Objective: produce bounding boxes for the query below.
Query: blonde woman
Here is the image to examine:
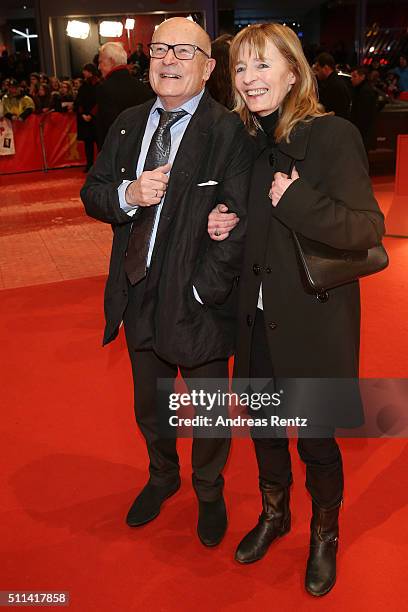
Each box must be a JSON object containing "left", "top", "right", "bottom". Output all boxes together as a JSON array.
[{"left": 208, "top": 23, "right": 384, "bottom": 596}]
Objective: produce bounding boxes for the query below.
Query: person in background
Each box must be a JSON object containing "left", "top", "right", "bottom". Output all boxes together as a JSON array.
[
  {"left": 18, "top": 79, "right": 29, "bottom": 96},
  {"left": 392, "top": 54, "right": 408, "bottom": 93},
  {"left": 383, "top": 70, "right": 400, "bottom": 99},
  {"left": 369, "top": 69, "right": 384, "bottom": 92},
  {"left": 314, "top": 52, "right": 351, "bottom": 119},
  {"left": 1, "top": 77, "right": 10, "bottom": 97},
  {"left": 72, "top": 77, "right": 83, "bottom": 97},
  {"left": 49, "top": 77, "right": 62, "bottom": 109},
  {"left": 2, "top": 78, "right": 35, "bottom": 120},
  {"left": 74, "top": 63, "right": 100, "bottom": 172},
  {"left": 56, "top": 80, "right": 75, "bottom": 111},
  {"left": 28, "top": 79, "right": 39, "bottom": 100},
  {"left": 350, "top": 66, "right": 379, "bottom": 152},
  {"left": 49, "top": 76, "right": 60, "bottom": 94},
  {"left": 29, "top": 72, "right": 40, "bottom": 88},
  {"left": 207, "top": 22, "right": 384, "bottom": 596},
  {"left": 33, "top": 83, "right": 54, "bottom": 113},
  {"left": 207, "top": 33, "right": 234, "bottom": 109},
  {"left": 96, "top": 42, "right": 153, "bottom": 149},
  {"left": 128, "top": 42, "right": 149, "bottom": 75}
]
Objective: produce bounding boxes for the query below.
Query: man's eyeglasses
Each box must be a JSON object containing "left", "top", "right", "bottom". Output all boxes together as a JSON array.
[{"left": 148, "top": 43, "right": 210, "bottom": 61}]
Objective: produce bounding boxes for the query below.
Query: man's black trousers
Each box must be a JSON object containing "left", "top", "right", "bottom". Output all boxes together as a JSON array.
[{"left": 124, "top": 281, "right": 230, "bottom": 502}]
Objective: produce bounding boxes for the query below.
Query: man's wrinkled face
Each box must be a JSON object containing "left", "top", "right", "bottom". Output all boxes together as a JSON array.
[
  {"left": 148, "top": 19, "right": 215, "bottom": 110},
  {"left": 98, "top": 52, "right": 115, "bottom": 78}
]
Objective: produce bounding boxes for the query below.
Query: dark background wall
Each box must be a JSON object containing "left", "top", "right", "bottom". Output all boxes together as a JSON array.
[{"left": 1, "top": 0, "right": 407, "bottom": 76}]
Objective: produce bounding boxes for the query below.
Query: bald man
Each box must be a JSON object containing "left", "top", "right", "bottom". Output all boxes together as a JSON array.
[{"left": 82, "top": 18, "right": 253, "bottom": 546}]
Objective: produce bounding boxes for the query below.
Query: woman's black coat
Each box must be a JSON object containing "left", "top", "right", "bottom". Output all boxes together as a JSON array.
[
  {"left": 75, "top": 77, "right": 98, "bottom": 141},
  {"left": 233, "top": 115, "right": 385, "bottom": 427}
]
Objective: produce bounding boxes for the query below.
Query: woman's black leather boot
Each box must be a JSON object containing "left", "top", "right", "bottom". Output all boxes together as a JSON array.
[
  {"left": 235, "top": 480, "right": 291, "bottom": 564},
  {"left": 305, "top": 500, "right": 341, "bottom": 596}
]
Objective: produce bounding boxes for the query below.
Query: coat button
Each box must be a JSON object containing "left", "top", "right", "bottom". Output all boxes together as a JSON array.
[
  {"left": 265, "top": 266, "right": 272, "bottom": 273},
  {"left": 121, "top": 129, "right": 126, "bottom": 134},
  {"left": 269, "top": 153, "right": 275, "bottom": 166},
  {"left": 247, "top": 315, "right": 253, "bottom": 327},
  {"left": 268, "top": 322, "right": 278, "bottom": 330},
  {"left": 121, "top": 167, "right": 125, "bottom": 173},
  {"left": 253, "top": 264, "right": 261, "bottom": 275}
]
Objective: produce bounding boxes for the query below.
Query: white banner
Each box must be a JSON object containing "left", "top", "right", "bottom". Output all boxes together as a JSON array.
[{"left": 0, "top": 117, "right": 15, "bottom": 156}]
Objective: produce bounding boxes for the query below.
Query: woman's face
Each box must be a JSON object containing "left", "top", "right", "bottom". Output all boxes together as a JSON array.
[{"left": 234, "top": 41, "right": 296, "bottom": 116}]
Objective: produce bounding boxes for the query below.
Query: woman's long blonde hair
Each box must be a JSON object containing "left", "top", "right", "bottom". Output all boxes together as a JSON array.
[{"left": 229, "top": 23, "right": 326, "bottom": 142}]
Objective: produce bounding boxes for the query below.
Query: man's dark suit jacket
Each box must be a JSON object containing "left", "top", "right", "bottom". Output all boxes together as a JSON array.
[
  {"left": 350, "top": 80, "right": 378, "bottom": 151},
  {"left": 81, "top": 90, "right": 254, "bottom": 367},
  {"left": 95, "top": 67, "right": 153, "bottom": 149},
  {"left": 318, "top": 71, "right": 352, "bottom": 120}
]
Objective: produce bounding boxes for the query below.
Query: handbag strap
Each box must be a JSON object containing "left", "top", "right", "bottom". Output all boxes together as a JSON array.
[{"left": 286, "top": 157, "right": 330, "bottom": 302}]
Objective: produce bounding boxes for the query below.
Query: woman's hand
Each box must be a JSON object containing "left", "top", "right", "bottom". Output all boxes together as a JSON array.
[
  {"left": 268, "top": 166, "right": 299, "bottom": 207},
  {"left": 208, "top": 203, "right": 240, "bottom": 241}
]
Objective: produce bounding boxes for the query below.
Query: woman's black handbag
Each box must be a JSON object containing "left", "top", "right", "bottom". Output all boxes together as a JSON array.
[{"left": 292, "top": 231, "right": 389, "bottom": 302}]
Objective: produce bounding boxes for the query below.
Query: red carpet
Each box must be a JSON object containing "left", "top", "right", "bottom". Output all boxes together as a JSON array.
[{"left": 1, "top": 241, "right": 407, "bottom": 610}]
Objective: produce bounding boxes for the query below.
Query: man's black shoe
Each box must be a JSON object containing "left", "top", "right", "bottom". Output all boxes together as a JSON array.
[
  {"left": 126, "top": 479, "right": 181, "bottom": 527},
  {"left": 197, "top": 496, "right": 227, "bottom": 546}
]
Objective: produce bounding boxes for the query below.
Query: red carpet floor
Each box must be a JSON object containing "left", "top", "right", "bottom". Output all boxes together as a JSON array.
[{"left": 1, "top": 171, "right": 407, "bottom": 611}]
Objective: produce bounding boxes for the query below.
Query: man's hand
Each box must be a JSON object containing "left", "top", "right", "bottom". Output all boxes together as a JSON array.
[
  {"left": 207, "top": 203, "right": 240, "bottom": 241},
  {"left": 125, "top": 162, "right": 171, "bottom": 207},
  {"left": 268, "top": 166, "right": 299, "bottom": 207}
]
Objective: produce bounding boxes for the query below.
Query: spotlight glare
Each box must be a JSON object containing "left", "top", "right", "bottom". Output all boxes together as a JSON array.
[
  {"left": 66, "top": 20, "right": 90, "bottom": 40},
  {"left": 99, "top": 20, "right": 123, "bottom": 38}
]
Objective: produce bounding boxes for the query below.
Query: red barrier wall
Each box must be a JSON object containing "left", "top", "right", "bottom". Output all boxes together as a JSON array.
[
  {"left": 0, "top": 113, "right": 86, "bottom": 175},
  {"left": 0, "top": 115, "right": 43, "bottom": 174},
  {"left": 43, "top": 112, "right": 86, "bottom": 170}
]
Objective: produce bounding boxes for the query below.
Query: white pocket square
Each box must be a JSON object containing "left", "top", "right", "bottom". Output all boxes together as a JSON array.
[{"left": 197, "top": 180, "right": 218, "bottom": 186}]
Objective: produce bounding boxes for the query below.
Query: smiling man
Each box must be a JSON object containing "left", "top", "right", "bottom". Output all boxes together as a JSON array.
[{"left": 81, "top": 17, "right": 253, "bottom": 546}]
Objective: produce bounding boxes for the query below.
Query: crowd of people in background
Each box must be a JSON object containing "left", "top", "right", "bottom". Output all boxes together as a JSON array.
[
  {"left": 0, "top": 42, "right": 154, "bottom": 170},
  {"left": 0, "top": 37, "right": 407, "bottom": 168},
  {"left": 0, "top": 41, "right": 153, "bottom": 123}
]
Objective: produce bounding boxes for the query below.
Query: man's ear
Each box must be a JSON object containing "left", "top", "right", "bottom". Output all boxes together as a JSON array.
[{"left": 203, "top": 58, "right": 216, "bottom": 82}]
